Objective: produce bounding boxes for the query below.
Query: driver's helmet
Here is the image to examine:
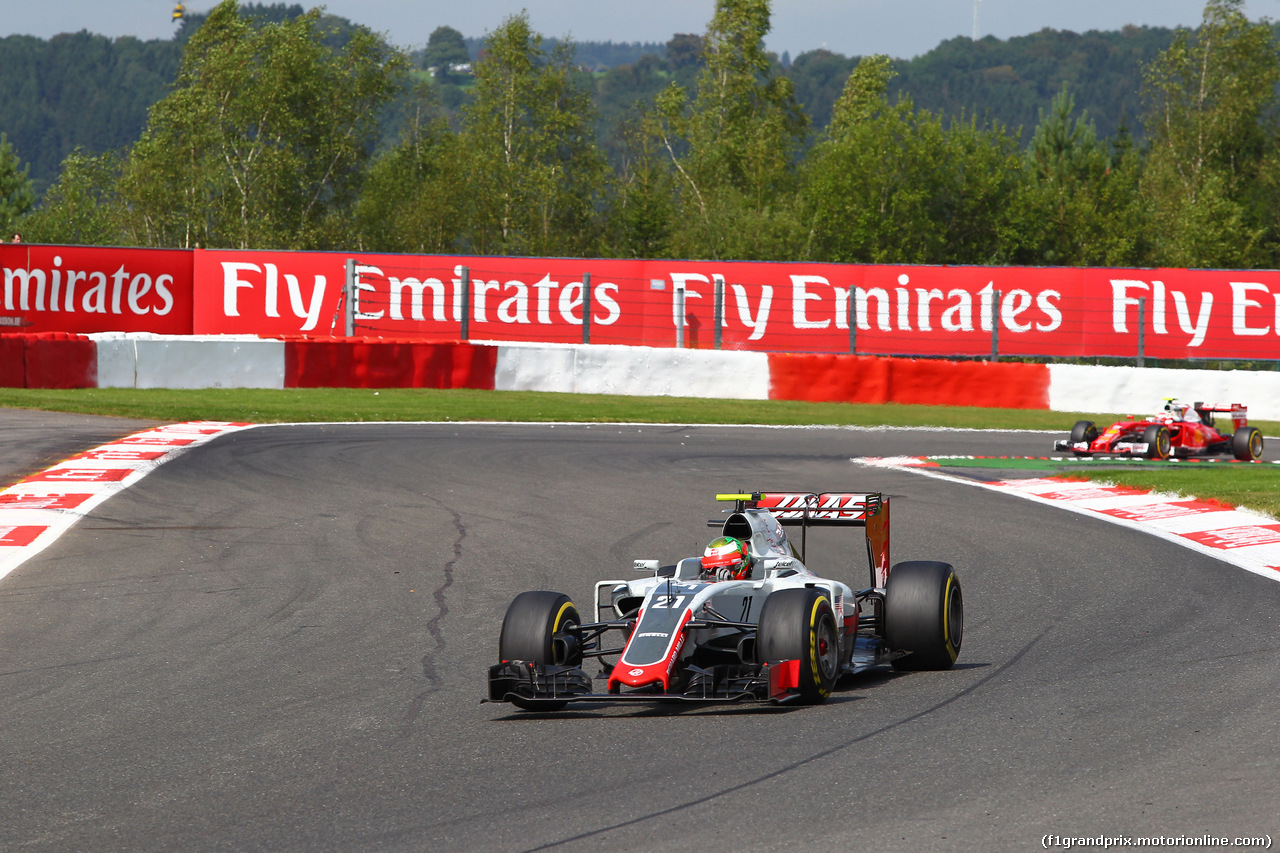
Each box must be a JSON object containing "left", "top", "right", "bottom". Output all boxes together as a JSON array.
[
  {"left": 702, "top": 536, "right": 751, "bottom": 581},
  {"left": 1163, "top": 399, "right": 1197, "bottom": 422}
]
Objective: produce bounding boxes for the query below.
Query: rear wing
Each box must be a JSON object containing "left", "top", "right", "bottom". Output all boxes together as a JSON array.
[
  {"left": 714, "top": 492, "right": 891, "bottom": 587},
  {"left": 1192, "top": 402, "right": 1247, "bottom": 431}
]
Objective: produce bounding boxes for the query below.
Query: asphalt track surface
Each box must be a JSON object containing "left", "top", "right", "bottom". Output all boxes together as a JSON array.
[{"left": 2, "top": 413, "right": 1278, "bottom": 852}]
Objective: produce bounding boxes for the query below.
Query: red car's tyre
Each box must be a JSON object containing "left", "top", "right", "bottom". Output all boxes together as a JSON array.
[
  {"left": 757, "top": 587, "right": 839, "bottom": 704},
  {"left": 499, "top": 591, "right": 581, "bottom": 710},
  {"left": 1233, "top": 426, "right": 1264, "bottom": 461},
  {"left": 1069, "top": 420, "right": 1098, "bottom": 455},
  {"left": 1142, "top": 424, "right": 1171, "bottom": 460},
  {"left": 885, "top": 561, "right": 963, "bottom": 671}
]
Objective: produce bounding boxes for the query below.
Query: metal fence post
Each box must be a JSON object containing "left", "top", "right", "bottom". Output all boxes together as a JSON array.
[
  {"left": 848, "top": 288, "right": 857, "bottom": 354},
  {"left": 582, "top": 273, "right": 591, "bottom": 345},
  {"left": 344, "top": 259, "right": 356, "bottom": 337},
  {"left": 713, "top": 275, "right": 724, "bottom": 350},
  {"left": 459, "top": 266, "right": 470, "bottom": 341},
  {"left": 1136, "top": 297, "right": 1146, "bottom": 368},
  {"left": 675, "top": 286, "right": 685, "bottom": 349},
  {"left": 990, "top": 288, "right": 1001, "bottom": 362}
]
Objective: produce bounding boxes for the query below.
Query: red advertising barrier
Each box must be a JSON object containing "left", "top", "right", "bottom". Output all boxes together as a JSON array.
[
  {"left": 768, "top": 354, "right": 1050, "bottom": 409},
  {"left": 284, "top": 338, "right": 498, "bottom": 389},
  {"left": 194, "top": 249, "right": 1280, "bottom": 361},
  {"left": 6, "top": 243, "right": 1280, "bottom": 362},
  {"left": 0, "top": 333, "right": 97, "bottom": 388},
  {"left": 0, "top": 335, "right": 22, "bottom": 386},
  {"left": 1, "top": 244, "right": 193, "bottom": 334}
]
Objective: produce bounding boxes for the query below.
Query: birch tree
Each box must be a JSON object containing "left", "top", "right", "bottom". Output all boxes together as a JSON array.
[
  {"left": 459, "top": 13, "right": 604, "bottom": 256},
  {"left": 118, "top": 0, "right": 406, "bottom": 249},
  {"left": 1140, "top": 0, "right": 1280, "bottom": 267},
  {"left": 654, "top": 0, "right": 807, "bottom": 259}
]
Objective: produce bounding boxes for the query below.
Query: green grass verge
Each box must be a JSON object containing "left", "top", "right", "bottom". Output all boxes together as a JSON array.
[
  {"left": 0, "top": 387, "right": 1137, "bottom": 429},
  {"left": 2, "top": 387, "right": 1275, "bottom": 518}
]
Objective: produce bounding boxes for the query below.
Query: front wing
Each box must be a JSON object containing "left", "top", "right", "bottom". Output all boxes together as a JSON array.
[
  {"left": 484, "top": 637, "right": 903, "bottom": 707},
  {"left": 1054, "top": 439, "right": 1151, "bottom": 456},
  {"left": 486, "top": 660, "right": 804, "bottom": 705}
]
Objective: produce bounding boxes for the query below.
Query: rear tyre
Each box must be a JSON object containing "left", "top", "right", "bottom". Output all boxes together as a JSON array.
[
  {"left": 885, "top": 561, "right": 963, "bottom": 671},
  {"left": 1233, "top": 426, "right": 1264, "bottom": 461},
  {"left": 757, "top": 587, "right": 839, "bottom": 704},
  {"left": 1142, "top": 424, "right": 1171, "bottom": 460},
  {"left": 498, "top": 591, "right": 582, "bottom": 711}
]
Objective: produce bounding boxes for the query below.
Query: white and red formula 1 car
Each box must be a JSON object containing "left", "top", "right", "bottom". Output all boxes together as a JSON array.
[
  {"left": 485, "top": 491, "right": 964, "bottom": 710},
  {"left": 1054, "top": 400, "right": 1264, "bottom": 461}
]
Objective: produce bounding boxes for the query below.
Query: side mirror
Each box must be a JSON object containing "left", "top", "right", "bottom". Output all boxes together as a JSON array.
[{"left": 633, "top": 559, "right": 659, "bottom": 573}]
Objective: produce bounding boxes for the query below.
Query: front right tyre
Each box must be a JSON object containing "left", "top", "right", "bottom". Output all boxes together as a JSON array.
[
  {"left": 1069, "top": 419, "right": 1098, "bottom": 452},
  {"left": 1142, "top": 424, "right": 1172, "bottom": 460},
  {"left": 498, "top": 590, "right": 582, "bottom": 711}
]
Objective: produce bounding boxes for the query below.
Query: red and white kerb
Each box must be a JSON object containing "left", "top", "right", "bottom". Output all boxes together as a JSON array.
[{"left": 0, "top": 422, "right": 252, "bottom": 581}]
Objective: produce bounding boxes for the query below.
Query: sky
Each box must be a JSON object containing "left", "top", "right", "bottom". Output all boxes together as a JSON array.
[{"left": 4, "top": 1, "right": 1278, "bottom": 59}]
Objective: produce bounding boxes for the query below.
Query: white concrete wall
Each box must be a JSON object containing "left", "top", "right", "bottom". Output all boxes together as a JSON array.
[
  {"left": 1048, "top": 363, "right": 1280, "bottom": 420},
  {"left": 76, "top": 334, "right": 1280, "bottom": 421},
  {"left": 492, "top": 342, "right": 770, "bottom": 399},
  {"left": 90, "top": 333, "right": 285, "bottom": 389}
]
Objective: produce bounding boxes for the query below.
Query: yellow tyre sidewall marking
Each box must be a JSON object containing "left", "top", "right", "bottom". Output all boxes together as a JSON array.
[
  {"left": 552, "top": 601, "right": 576, "bottom": 632},
  {"left": 808, "top": 595, "right": 832, "bottom": 698},
  {"left": 552, "top": 600, "right": 576, "bottom": 664},
  {"left": 942, "top": 574, "right": 960, "bottom": 663}
]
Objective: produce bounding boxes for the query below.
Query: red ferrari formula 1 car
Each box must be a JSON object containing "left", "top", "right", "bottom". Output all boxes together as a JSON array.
[{"left": 1054, "top": 400, "right": 1264, "bottom": 461}]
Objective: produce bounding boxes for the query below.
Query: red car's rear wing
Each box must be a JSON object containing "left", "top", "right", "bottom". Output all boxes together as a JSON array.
[
  {"left": 1193, "top": 402, "right": 1248, "bottom": 431},
  {"left": 715, "top": 492, "right": 891, "bottom": 587}
]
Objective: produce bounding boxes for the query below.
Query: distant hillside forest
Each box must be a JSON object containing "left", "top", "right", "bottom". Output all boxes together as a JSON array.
[
  {"left": 1, "top": 3, "right": 1174, "bottom": 194},
  {"left": 3, "top": 0, "right": 1279, "bottom": 273}
]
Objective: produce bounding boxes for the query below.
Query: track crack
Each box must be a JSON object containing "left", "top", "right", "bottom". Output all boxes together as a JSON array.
[{"left": 399, "top": 500, "right": 464, "bottom": 738}]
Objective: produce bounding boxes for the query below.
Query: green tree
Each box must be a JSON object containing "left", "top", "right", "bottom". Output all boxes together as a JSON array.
[
  {"left": 458, "top": 12, "right": 605, "bottom": 256},
  {"left": 354, "top": 85, "right": 467, "bottom": 253},
  {"left": 1014, "top": 86, "right": 1146, "bottom": 266},
  {"left": 0, "top": 31, "right": 181, "bottom": 195},
  {"left": 801, "top": 55, "right": 1025, "bottom": 265},
  {"left": 423, "top": 26, "right": 470, "bottom": 83},
  {"left": 0, "top": 133, "right": 35, "bottom": 238},
  {"left": 118, "top": 0, "right": 407, "bottom": 249},
  {"left": 664, "top": 34, "right": 704, "bottom": 70},
  {"left": 604, "top": 110, "right": 679, "bottom": 258},
  {"left": 1140, "top": 0, "right": 1280, "bottom": 267},
  {"left": 786, "top": 49, "right": 858, "bottom": 130},
  {"left": 652, "top": 0, "right": 808, "bottom": 259},
  {"left": 15, "top": 149, "right": 123, "bottom": 246}
]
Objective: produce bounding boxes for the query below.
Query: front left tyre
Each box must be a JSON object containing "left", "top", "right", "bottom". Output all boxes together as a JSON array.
[
  {"left": 1232, "top": 426, "right": 1264, "bottom": 461},
  {"left": 757, "top": 587, "right": 839, "bottom": 704},
  {"left": 498, "top": 590, "right": 582, "bottom": 710}
]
